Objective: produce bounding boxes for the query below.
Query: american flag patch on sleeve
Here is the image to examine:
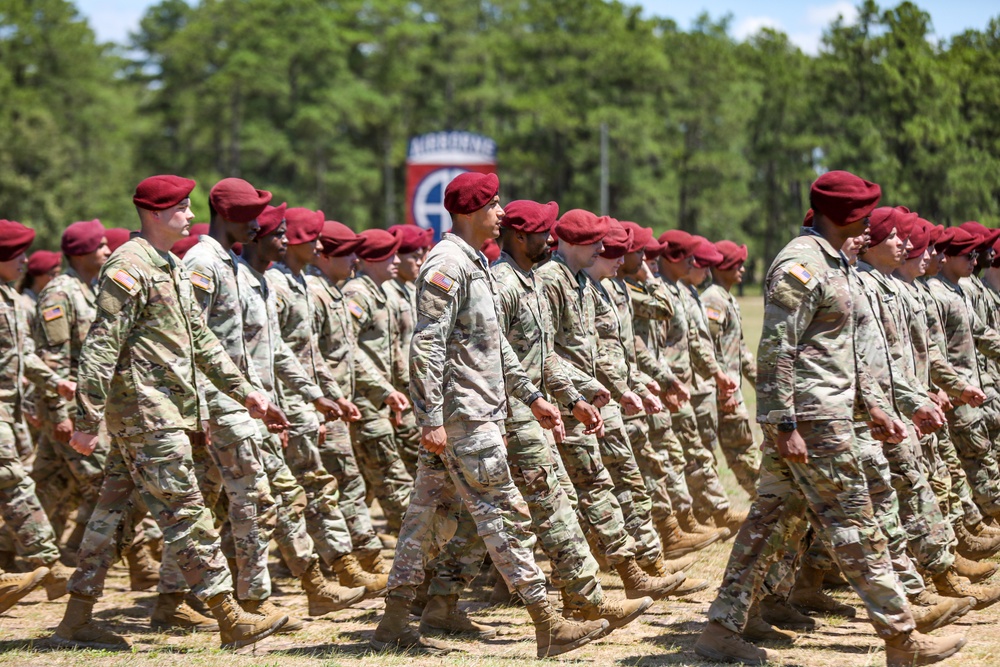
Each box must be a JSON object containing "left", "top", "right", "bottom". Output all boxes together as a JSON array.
[
  {"left": 190, "top": 271, "right": 213, "bottom": 291},
  {"left": 788, "top": 264, "right": 813, "bottom": 285},
  {"left": 705, "top": 307, "right": 722, "bottom": 321},
  {"left": 428, "top": 271, "right": 454, "bottom": 293},
  {"left": 42, "top": 306, "right": 64, "bottom": 321},
  {"left": 347, "top": 301, "right": 364, "bottom": 318},
  {"left": 111, "top": 269, "right": 138, "bottom": 291}
]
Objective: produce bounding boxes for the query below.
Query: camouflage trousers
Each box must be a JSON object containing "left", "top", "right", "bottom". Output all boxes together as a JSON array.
[
  {"left": 947, "top": 404, "right": 1000, "bottom": 519},
  {"left": 929, "top": 422, "right": 982, "bottom": 527},
  {"left": 717, "top": 402, "right": 760, "bottom": 499},
  {"left": 320, "top": 419, "right": 382, "bottom": 555},
  {"left": 69, "top": 429, "right": 232, "bottom": 601},
  {"left": 387, "top": 420, "right": 548, "bottom": 605},
  {"left": 351, "top": 411, "right": 412, "bottom": 533},
  {"left": 647, "top": 410, "right": 693, "bottom": 516},
  {"left": 0, "top": 421, "right": 60, "bottom": 568},
  {"left": 626, "top": 415, "right": 673, "bottom": 525},
  {"left": 393, "top": 410, "right": 421, "bottom": 479},
  {"left": 600, "top": 411, "right": 663, "bottom": 566},
  {"left": 555, "top": 414, "right": 636, "bottom": 565},
  {"left": 160, "top": 414, "right": 275, "bottom": 600},
  {"left": 708, "top": 420, "right": 914, "bottom": 639},
  {"left": 673, "top": 400, "right": 730, "bottom": 520}
]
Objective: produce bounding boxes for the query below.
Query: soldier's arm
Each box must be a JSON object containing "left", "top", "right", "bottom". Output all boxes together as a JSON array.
[
  {"left": 630, "top": 282, "right": 675, "bottom": 321},
  {"left": 274, "top": 335, "right": 326, "bottom": 402},
  {"left": 970, "top": 309, "right": 1000, "bottom": 362},
  {"left": 187, "top": 288, "right": 256, "bottom": 405},
  {"left": 923, "top": 289, "right": 967, "bottom": 397},
  {"left": 686, "top": 294, "right": 723, "bottom": 379},
  {"left": 32, "top": 287, "right": 74, "bottom": 422},
  {"left": 410, "top": 267, "right": 462, "bottom": 428},
  {"left": 635, "top": 334, "right": 679, "bottom": 389},
  {"left": 740, "top": 337, "right": 757, "bottom": 389},
  {"left": 501, "top": 333, "right": 542, "bottom": 407},
  {"left": 183, "top": 252, "right": 219, "bottom": 316},
  {"left": 354, "top": 346, "right": 397, "bottom": 405}
]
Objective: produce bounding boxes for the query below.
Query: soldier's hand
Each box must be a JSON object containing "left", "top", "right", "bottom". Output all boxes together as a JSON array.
[
  {"left": 335, "top": 397, "right": 361, "bottom": 422},
  {"left": 553, "top": 421, "right": 566, "bottom": 444},
  {"left": 244, "top": 391, "right": 270, "bottom": 419},
  {"left": 642, "top": 393, "right": 662, "bottom": 415},
  {"left": 421, "top": 425, "right": 447, "bottom": 454},
  {"left": 621, "top": 391, "right": 644, "bottom": 417},
  {"left": 53, "top": 418, "right": 74, "bottom": 444},
  {"left": 645, "top": 380, "right": 661, "bottom": 396},
  {"left": 262, "top": 402, "right": 290, "bottom": 432},
  {"left": 913, "top": 403, "right": 945, "bottom": 435},
  {"left": 56, "top": 379, "right": 77, "bottom": 401},
  {"left": 960, "top": 385, "right": 987, "bottom": 408},
  {"left": 634, "top": 261, "right": 650, "bottom": 282},
  {"left": 662, "top": 391, "right": 681, "bottom": 413},
  {"left": 870, "top": 407, "right": 907, "bottom": 444},
  {"left": 715, "top": 372, "right": 737, "bottom": 400},
  {"left": 591, "top": 387, "right": 612, "bottom": 409},
  {"left": 313, "top": 396, "right": 343, "bottom": 421},
  {"left": 70, "top": 430, "right": 99, "bottom": 456},
  {"left": 385, "top": 391, "right": 410, "bottom": 413},
  {"left": 663, "top": 380, "right": 690, "bottom": 406},
  {"left": 572, "top": 400, "right": 603, "bottom": 435},
  {"left": 530, "top": 397, "right": 562, "bottom": 431},
  {"left": 318, "top": 423, "right": 327, "bottom": 447},
  {"left": 720, "top": 395, "right": 740, "bottom": 414},
  {"left": 936, "top": 389, "right": 954, "bottom": 412},
  {"left": 775, "top": 428, "right": 807, "bottom": 463}
]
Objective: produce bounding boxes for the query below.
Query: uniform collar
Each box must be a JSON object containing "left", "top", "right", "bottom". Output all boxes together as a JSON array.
[
  {"left": 441, "top": 233, "right": 489, "bottom": 270},
  {"left": 496, "top": 251, "right": 534, "bottom": 289},
  {"left": 552, "top": 252, "right": 587, "bottom": 290},
  {"left": 132, "top": 236, "right": 171, "bottom": 269},
  {"left": 198, "top": 234, "right": 238, "bottom": 269},
  {"left": 800, "top": 227, "right": 848, "bottom": 265}
]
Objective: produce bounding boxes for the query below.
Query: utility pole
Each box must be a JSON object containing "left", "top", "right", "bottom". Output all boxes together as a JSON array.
[{"left": 600, "top": 122, "right": 609, "bottom": 216}]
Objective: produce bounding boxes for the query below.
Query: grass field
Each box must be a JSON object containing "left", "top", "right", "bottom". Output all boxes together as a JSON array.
[{"left": 2, "top": 295, "right": 997, "bottom": 666}]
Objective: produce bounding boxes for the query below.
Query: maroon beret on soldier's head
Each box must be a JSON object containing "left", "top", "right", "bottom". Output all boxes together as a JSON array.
[
  {"left": 893, "top": 207, "right": 920, "bottom": 240},
  {"left": 209, "top": 178, "right": 272, "bottom": 224},
  {"left": 284, "top": 207, "right": 324, "bottom": 246},
  {"left": 104, "top": 228, "right": 133, "bottom": 252},
  {"left": 803, "top": 209, "right": 815, "bottom": 228},
  {"left": 715, "top": 240, "right": 748, "bottom": 270},
  {"left": 810, "top": 170, "right": 881, "bottom": 226},
  {"left": 692, "top": 236, "right": 723, "bottom": 268},
  {"left": 170, "top": 223, "right": 209, "bottom": 258},
  {"left": 444, "top": 172, "right": 500, "bottom": 215},
  {"left": 321, "top": 220, "right": 362, "bottom": 257},
  {"left": 26, "top": 250, "right": 61, "bottom": 277},
  {"left": 355, "top": 229, "right": 402, "bottom": 262},
  {"left": 61, "top": 219, "right": 106, "bottom": 257},
  {"left": 959, "top": 220, "right": 1000, "bottom": 253},
  {"left": 133, "top": 175, "right": 196, "bottom": 211},
  {"left": 257, "top": 203, "right": 288, "bottom": 239},
  {"left": 599, "top": 219, "right": 633, "bottom": 259},
  {"left": 0, "top": 220, "right": 36, "bottom": 262},
  {"left": 389, "top": 224, "right": 432, "bottom": 254},
  {"left": 942, "top": 228, "right": 980, "bottom": 257},
  {"left": 643, "top": 238, "right": 661, "bottom": 259},
  {"left": 992, "top": 235, "right": 1000, "bottom": 268},
  {"left": 620, "top": 222, "right": 652, "bottom": 254},
  {"left": 930, "top": 224, "right": 947, "bottom": 249},
  {"left": 501, "top": 200, "right": 560, "bottom": 235},
  {"left": 658, "top": 230, "right": 699, "bottom": 262},
  {"left": 868, "top": 207, "right": 900, "bottom": 247},
  {"left": 481, "top": 238, "right": 501, "bottom": 264},
  {"left": 906, "top": 219, "right": 932, "bottom": 260},
  {"left": 554, "top": 209, "right": 608, "bottom": 246}
]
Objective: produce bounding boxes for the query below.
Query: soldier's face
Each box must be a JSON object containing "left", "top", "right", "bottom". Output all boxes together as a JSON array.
[
  {"left": 228, "top": 218, "right": 259, "bottom": 244},
  {"left": 160, "top": 199, "right": 195, "bottom": 241},
  {"left": 364, "top": 255, "right": 399, "bottom": 283},
  {"left": 397, "top": 251, "right": 423, "bottom": 282},
  {"left": 327, "top": 253, "right": 356, "bottom": 281},
  {"left": 621, "top": 250, "right": 643, "bottom": 275},
  {"left": 525, "top": 231, "right": 551, "bottom": 264},
  {"left": 94, "top": 239, "right": 111, "bottom": 266},
  {"left": 258, "top": 223, "right": 288, "bottom": 264},
  {"left": 0, "top": 252, "right": 26, "bottom": 282},
  {"left": 592, "top": 255, "right": 623, "bottom": 279}
]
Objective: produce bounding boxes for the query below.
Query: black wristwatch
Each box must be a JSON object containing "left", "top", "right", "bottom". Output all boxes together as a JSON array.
[
  {"left": 567, "top": 396, "right": 586, "bottom": 411},
  {"left": 526, "top": 391, "right": 544, "bottom": 407},
  {"left": 777, "top": 422, "right": 798, "bottom": 433}
]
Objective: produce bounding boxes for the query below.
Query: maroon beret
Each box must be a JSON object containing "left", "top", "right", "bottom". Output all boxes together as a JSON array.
[
  {"left": 930, "top": 225, "right": 946, "bottom": 249},
  {"left": 942, "top": 228, "right": 979, "bottom": 257},
  {"left": 26, "top": 250, "right": 61, "bottom": 276},
  {"left": 620, "top": 222, "right": 652, "bottom": 254},
  {"left": 285, "top": 207, "right": 324, "bottom": 246},
  {"left": 104, "top": 228, "right": 133, "bottom": 252},
  {"left": 320, "top": 220, "right": 362, "bottom": 257},
  {"left": 133, "top": 175, "right": 196, "bottom": 211},
  {"left": 61, "top": 219, "right": 106, "bottom": 257},
  {"left": 868, "top": 207, "right": 900, "bottom": 247},
  {"left": 893, "top": 207, "right": 920, "bottom": 240},
  {"left": 715, "top": 240, "right": 748, "bottom": 270},
  {"left": 554, "top": 209, "right": 608, "bottom": 246},
  {"left": 692, "top": 236, "right": 723, "bottom": 268},
  {"left": 444, "top": 172, "right": 500, "bottom": 215},
  {"left": 501, "top": 200, "right": 560, "bottom": 235},
  {"left": 389, "top": 224, "right": 432, "bottom": 254},
  {"left": 643, "top": 238, "right": 662, "bottom": 259},
  {"left": 356, "top": 229, "right": 401, "bottom": 262},
  {"left": 959, "top": 220, "right": 1000, "bottom": 252},
  {"left": 481, "top": 238, "right": 501, "bottom": 264},
  {"left": 658, "top": 230, "right": 699, "bottom": 262},
  {"left": 934, "top": 226, "right": 954, "bottom": 251},
  {"left": 992, "top": 235, "right": 1000, "bottom": 268},
  {"left": 599, "top": 219, "right": 633, "bottom": 259},
  {"left": 803, "top": 209, "right": 815, "bottom": 227},
  {"left": 810, "top": 171, "right": 881, "bottom": 226},
  {"left": 257, "top": 203, "right": 288, "bottom": 239},
  {"left": 209, "top": 178, "right": 272, "bottom": 224},
  {"left": 0, "top": 220, "right": 35, "bottom": 262},
  {"left": 906, "top": 220, "right": 932, "bottom": 260},
  {"left": 170, "top": 223, "right": 209, "bottom": 258}
]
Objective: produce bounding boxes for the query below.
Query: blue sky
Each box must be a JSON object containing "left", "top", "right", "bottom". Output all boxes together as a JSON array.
[{"left": 76, "top": 0, "right": 998, "bottom": 54}]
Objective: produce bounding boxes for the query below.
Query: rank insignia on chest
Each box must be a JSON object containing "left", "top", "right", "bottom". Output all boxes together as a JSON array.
[
  {"left": 190, "top": 271, "right": 213, "bottom": 292},
  {"left": 627, "top": 282, "right": 644, "bottom": 294},
  {"left": 42, "top": 305, "right": 65, "bottom": 321},
  {"left": 788, "top": 264, "right": 813, "bottom": 285},
  {"left": 111, "top": 269, "right": 137, "bottom": 291},
  {"left": 705, "top": 307, "right": 722, "bottom": 321},
  {"left": 348, "top": 301, "right": 364, "bottom": 318},
  {"left": 428, "top": 271, "right": 454, "bottom": 293}
]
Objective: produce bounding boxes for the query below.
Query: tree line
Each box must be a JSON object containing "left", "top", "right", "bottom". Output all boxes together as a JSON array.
[{"left": 1, "top": 0, "right": 998, "bottom": 277}]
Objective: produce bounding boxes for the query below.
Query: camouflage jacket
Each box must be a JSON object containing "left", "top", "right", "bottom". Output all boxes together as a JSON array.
[
  {"left": 681, "top": 283, "right": 723, "bottom": 397},
  {"left": 385, "top": 278, "right": 416, "bottom": 392},
  {"left": 624, "top": 275, "right": 680, "bottom": 387},
  {"left": 410, "top": 234, "right": 538, "bottom": 429},
  {"left": 341, "top": 272, "right": 399, "bottom": 424},
  {"left": 605, "top": 277, "right": 678, "bottom": 393},
  {"left": 982, "top": 278, "right": 1000, "bottom": 382},
  {"left": 590, "top": 276, "right": 642, "bottom": 402},
  {"left": 1, "top": 284, "right": 61, "bottom": 424},
  {"left": 962, "top": 275, "right": 1000, "bottom": 390},
  {"left": 926, "top": 276, "right": 1000, "bottom": 398},
  {"left": 492, "top": 252, "right": 600, "bottom": 424},
  {"left": 701, "top": 283, "right": 756, "bottom": 407},
  {"left": 76, "top": 237, "right": 254, "bottom": 436},
  {"left": 897, "top": 278, "right": 966, "bottom": 397},
  {"left": 537, "top": 252, "right": 602, "bottom": 385},
  {"left": 655, "top": 276, "right": 697, "bottom": 388},
  {"left": 32, "top": 267, "right": 98, "bottom": 423}
]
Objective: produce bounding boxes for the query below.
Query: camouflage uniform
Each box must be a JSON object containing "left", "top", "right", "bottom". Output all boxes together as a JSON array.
[
  {"left": 390, "top": 233, "right": 547, "bottom": 605},
  {"left": 70, "top": 237, "right": 251, "bottom": 601},
  {"left": 267, "top": 262, "right": 355, "bottom": 565},
  {"left": 960, "top": 275, "right": 1000, "bottom": 455},
  {"left": 707, "top": 230, "right": 914, "bottom": 639},
  {"left": 386, "top": 278, "right": 421, "bottom": 475},
  {"left": 701, "top": 283, "right": 759, "bottom": 496},
  {"left": 342, "top": 272, "right": 413, "bottom": 532},
  {"left": 0, "top": 282, "right": 62, "bottom": 568}
]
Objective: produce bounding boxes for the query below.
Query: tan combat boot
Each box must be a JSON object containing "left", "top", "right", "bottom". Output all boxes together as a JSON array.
[
  {"left": 615, "top": 557, "right": 685, "bottom": 600},
  {"left": 42, "top": 561, "right": 73, "bottom": 601},
  {"left": 695, "top": 620, "right": 774, "bottom": 665},
  {"left": 331, "top": 553, "right": 387, "bottom": 599},
  {"left": 932, "top": 568, "right": 1000, "bottom": 610},
  {"left": 712, "top": 508, "right": 748, "bottom": 536},
  {"left": 0, "top": 566, "right": 48, "bottom": 615},
  {"left": 488, "top": 578, "right": 517, "bottom": 606},
  {"left": 151, "top": 592, "right": 220, "bottom": 632},
  {"left": 125, "top": 541, "right": 160, "bottom": 592},
  {"left": 678, "top": 507, "right": 731, "bottom": 540},
  {"left": 743, "top": 598, "right": 797, "bottom": 645},
  {"left": 884, "top": 630, "right": 966, "bottom": 667},
  {"left": 563, "top": 595, "right": 653, "bottom": 635},
  {"left": 206, "top": 591, "right": 286, "bottom": 649},
  {"left": 908, "top": 589, "right": 975, "bottom": 633},
  {"left": 788, "top": 565, "right": 856, "bottom": 617},
  {"left": 419, "top": 593, "right": 497, "bottom": 638},
  {"left": 956, "top": 522, "right": 1000, "bottom": 560},
  {"left": 371, "top": 592, "right": 452, "bottom": 654},
  {"left": 300, "top": 560, "right": 366, "bottom": 616},
  {"left": 759, "top": 593, "right": 818, "bottom": 630},
  {"left": 952, "top": 553, "right": 998, "bottom": 583},
  {"left": 641, "top": 556, "right": 710, "bottom": 596},
  {"left": 356, "top": 548, "right": 390, "bottom": 575},
  {"left": 527, "top": 597, "right": 607, "bottom": 658},
  {"left": 657, "top": 514, "right": 723, "bottom": 559},
  {"left": 242, "top": 598, "right": 303, "bottom": 633},
  {"left": 52, "top": 593, "right": 130, "bottom": 649}
]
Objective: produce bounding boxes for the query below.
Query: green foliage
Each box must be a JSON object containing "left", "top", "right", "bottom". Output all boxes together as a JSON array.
[{"left": 2, "top": 0, "right": 1000, "bottom": 270}]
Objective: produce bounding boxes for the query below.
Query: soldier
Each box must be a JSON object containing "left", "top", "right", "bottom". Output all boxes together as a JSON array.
[
  {"left": 53, "top": 175, "right": 288, "bottom": 650},
  {"left": 372, "top": 172, "right": 608, "bottom": 658},
  {"left": 0, "top": 219, "right": 77, "bottom": 613},
  {"left": 701, "top": 240, "right": 760, "bottom": 497},
  {"left": 695, "top": 170, "right": 965, "bottom": 666},
  {"left": 104, "top": 227, "right": 134, "bottom": 253}
]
